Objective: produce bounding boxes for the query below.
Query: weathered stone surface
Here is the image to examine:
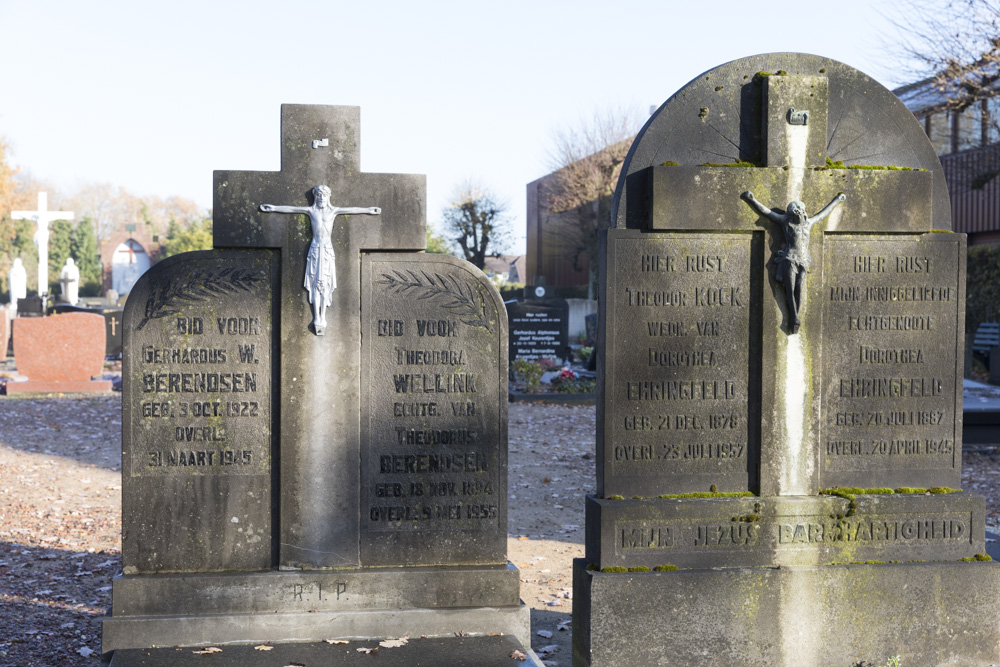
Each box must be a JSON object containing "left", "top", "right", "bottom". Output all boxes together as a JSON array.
[
  {"left": 613, "top": 53, "right": 951, "bottom": 232},
  {"left": 506, "top": 298, "right": 570, "bottom": 363},
  {"left": 600, "top": 231, "right": 760, "bottom": 496},
  {"left": 360, "top": 253, "right": 507, "bottom": 566},
  {"left": 9, "top": 312, "right": 110, "bottom": 393},
  {"left": 215, "top": 104, "right": 425, "bottom": 570},
  {"left": 121, "top": 250, "right": 276, "bottom": 573},
  {"left": 104, "top": 606, "right": 531, "bottom": 660},
  {"left": 110, "top": 564, "right": 520, "bottom": 617},
  {"left": 581, "top": 52, "right": 986, "bottom": 666},
  {"left": 573, "top": 559, "right": 1000, "bottom": 667},
  {"left": 820, "top": 234, "right": 965, "bottom": 489},
  {"left": 109, "top": 636, "right": 539, "bottom": 667},
  {"left": 106, "top": 105, "right": 526, "bottom": 659},
  {"left": 585, "top": 493, "right": 984, "bottom": 569}
]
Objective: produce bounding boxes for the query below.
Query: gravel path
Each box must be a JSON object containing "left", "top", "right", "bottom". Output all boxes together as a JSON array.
[{"left": 0, "top": 396, "right": 997, "bottom": 666}]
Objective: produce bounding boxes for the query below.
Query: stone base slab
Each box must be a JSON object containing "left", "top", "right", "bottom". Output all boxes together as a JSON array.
[
  {"left": 572, "top": 558, "right": 1000, "bottom": 666},
  {"left": 586, "top": 493, "right": 985, "bottom": 569},
  {"left": 103, "top": 603, "right": 531, "bottom": 657},
  {"left": 108, "top": 635, "right": 543, "bottom": 666},
  {"left": 6, "top": 379, "right": 112, "bottom": 394},
  {"left": 111, "top": 564, "right": 521, "bottom": 617}
]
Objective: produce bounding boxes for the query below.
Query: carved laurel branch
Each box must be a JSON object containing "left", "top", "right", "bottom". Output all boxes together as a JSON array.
[
  {"left": 377, "top": 269, "right": 495, "bottom": 334},
  {"left": 136, "top": 268, "right": 267, "bottom": 331}
]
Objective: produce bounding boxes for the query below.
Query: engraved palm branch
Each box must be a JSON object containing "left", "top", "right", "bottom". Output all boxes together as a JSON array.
[
  {"left": 377, "top": 270, "right": 495, "bottom": 334},
  {"left": 136, "top": 268, "right": 267, "bottom": 330}
]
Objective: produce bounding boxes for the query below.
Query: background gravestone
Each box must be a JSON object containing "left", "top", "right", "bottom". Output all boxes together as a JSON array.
[
  {"left": 574, "top": 53, "right": 1000, "bottom": 667},
  {"left": 103, "top": 106, "right": 528, "bottom": 663},
  {"left": 506, "top": 298, "right": 570, "bottom": 363}
]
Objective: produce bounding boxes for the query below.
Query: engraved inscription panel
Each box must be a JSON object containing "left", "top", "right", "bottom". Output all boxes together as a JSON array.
[
  {"left": 361, "top": 254, "right": 507, "bottom": 566},
  {"left": 821, "top": 236, "right": 964, "bottom": 488},
  {"left": 608, "top": 233, "right": 759, "bottom": 494},
  {"left": 122, "top": 249, "right": 275, "bottom": 572}
]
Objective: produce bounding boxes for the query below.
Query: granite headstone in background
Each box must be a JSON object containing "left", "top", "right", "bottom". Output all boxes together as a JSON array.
[
  {"left": 575, "top": 53, "right": 999, "bottom": 666},
  {"left": 103, "top": 105, "right": 528, "bottom": 663},
  {"left": 506, "top": 298, "right": 569, "bottom": 363},
  {"left": 8, "top": 312, "right": 110, "bottom": 393}
]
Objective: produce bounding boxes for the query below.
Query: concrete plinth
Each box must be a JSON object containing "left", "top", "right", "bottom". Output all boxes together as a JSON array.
[{"left": 572, "top": 558, "right": 1000, "bottom": 666}]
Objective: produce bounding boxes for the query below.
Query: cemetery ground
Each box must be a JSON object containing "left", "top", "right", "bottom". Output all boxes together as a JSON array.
[{"left": 2, "top": 396, "right": 1000, "bottom": 665}]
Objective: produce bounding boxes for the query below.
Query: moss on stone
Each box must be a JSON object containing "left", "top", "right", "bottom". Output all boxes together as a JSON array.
[
  {"left": 586, "top": 562, "right": 599, "bottom": 571},
  {"left": 732, "top": 514, "right": 761, "bottom": 523},
  {"left": 628, "top": 566, "right": 651, "bottom": 572},
  {"left": 653, "top": 564, "right": 679, "bottom": 571},
  {"left": 660, "top": 161, "right": 680, "bottom": 167},
  {"left": 607, "top": 495, "right": 624, "bottom": 501},
  {"left": 601, "top": 566, "right": 628, "bottom": 573},
  {"left": 699, "top": 159, "right": 757, "bottom": 168},
  {"left": 960, "top": 553, "right": 993, "bottom": 562},
  {"left": 818, "top": 156, "right": 927, "bottom": 172}
]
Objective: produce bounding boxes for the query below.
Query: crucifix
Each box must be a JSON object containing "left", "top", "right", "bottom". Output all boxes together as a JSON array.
[
  {"left": 214, "top": 105, "right": 425, "bottom": 569},
  {"left": 260, "top": 185, "right": 380, "bottom": 335},
  {"left": 628, "top": 73, "right": 938, "bottom": 497},
  {"left": 12, "top": 192, "right": 74, "bottom": 297}
]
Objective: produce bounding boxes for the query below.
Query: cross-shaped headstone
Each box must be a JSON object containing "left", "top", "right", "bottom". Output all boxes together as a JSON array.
[
  {"left": 636, "top": 75, "right": 938, "bottom": 497},
  {"left": 12, "top": 192, "right": 74, "bottom": 297},
  {"left": 213, "top": 105, "right": 425, "bottom": 568}
]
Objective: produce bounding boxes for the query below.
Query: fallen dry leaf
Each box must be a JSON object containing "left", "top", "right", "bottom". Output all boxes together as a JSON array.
[
  {"left": 510, "top": 648, "right": 527, "bottom": 661},
  {"left": 253, "top": 644, "right": 274, "bottom": 651},
  {"left": 378, "top": 636, "right": 409, "bottom": 648},
  {"left": 356, "top": 646, "right": 377, "bottom": 654},
  {"left": 192, "top": 646, "right": 223, "bottom": 654},
  {"left": 536, "top": 629, "right": 553, "bottom": 638},
  {"left": 324, "top": 639, "right": 349, "bottom": 645}
]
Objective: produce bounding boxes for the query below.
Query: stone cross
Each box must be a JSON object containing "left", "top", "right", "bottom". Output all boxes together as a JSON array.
[
  {"left": 12, "top": 192, "right": 74, "bottom": 297},
  {"left": 636, "top": 75, "right": 934, "bottom": 497},
  {"left": 214, "top": 105, "right": 425, "bottom": 568}
]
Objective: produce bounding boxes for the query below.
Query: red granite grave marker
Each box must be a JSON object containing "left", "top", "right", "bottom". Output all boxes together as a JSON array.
[{"left": 9, "top": 312, "right": 110, "bottom": 393}]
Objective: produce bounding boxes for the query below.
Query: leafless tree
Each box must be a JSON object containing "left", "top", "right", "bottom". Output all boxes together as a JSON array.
[
  {"left": 542, "top": 106, "right": 642, "bottom": 298},
  {"left": 889, "top": 1, "right": 1000, "bottom": 114},
  {"left": 441, "top": 181, "right": 512, "bottom": 270}
]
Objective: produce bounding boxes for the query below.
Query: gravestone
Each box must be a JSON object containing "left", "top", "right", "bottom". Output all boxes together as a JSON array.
[
  {"left": 574, "top": 54, "right": 1000, "bottom": 666},
  {"left": 506, "top": 298, "right": 570, "bottom": 363},
  {"left": 52, "top": 304, "right": 124, "bottom": 357},
  {"left": 103, "top": 105, "right": 529, "bottom": 663},
  {"left": 8, "top": 312, "right": 111, "bottom": 393}
]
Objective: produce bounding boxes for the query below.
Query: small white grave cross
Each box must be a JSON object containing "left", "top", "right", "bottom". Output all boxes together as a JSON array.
[{"left": 11, "top": 192, "right": 75, "bottom": 297}]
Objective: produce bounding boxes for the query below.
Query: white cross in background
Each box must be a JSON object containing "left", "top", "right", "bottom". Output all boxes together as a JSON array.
[{"left": 11, "top": 192, "right": 75, "bottom": 297}]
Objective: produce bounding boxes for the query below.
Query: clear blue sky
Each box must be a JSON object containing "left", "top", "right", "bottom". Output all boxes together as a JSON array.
[{"left": 0, "top": 0, "right": 910, "bottom": 254}]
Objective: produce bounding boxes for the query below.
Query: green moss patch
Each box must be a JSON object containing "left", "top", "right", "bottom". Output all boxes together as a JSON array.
[
  {"left": 698, "top": 159, "right": 757, "bottom": 168},
  {"left": 653, "top": 564, "right": 679, "bottom": 571},
  {"left": 960, "top": 553, "right": 993, "bottom": 562}
]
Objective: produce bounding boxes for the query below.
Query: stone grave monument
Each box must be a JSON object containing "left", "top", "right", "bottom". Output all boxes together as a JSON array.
[
  {"left": 507, "top": 297, "right": 570, "bottom": 363},
  {"left": 8, "top": 312, "right": 111, "bottom": 393},
  {"left": 574, "top": 53, "right": 1000, "bottom": 666},
  {"left": 102, "top": 105, "right": 531, "bottom": 664}
]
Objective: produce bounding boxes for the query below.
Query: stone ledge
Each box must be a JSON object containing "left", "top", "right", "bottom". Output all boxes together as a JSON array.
[
  {"left": 112, "top": 563, "right": 522, "bottom": 617},
  {"left": 573, "top": 558, "right": 1000, "bottom": 666},
  {"left": 103, "top": 603, "right": 532, "bottom": 657},
  {"left": 585, "top": 493, "right": 986, "bottom": 568}
]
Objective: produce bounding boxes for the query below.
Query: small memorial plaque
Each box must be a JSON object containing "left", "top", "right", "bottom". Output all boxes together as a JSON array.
[
  {"left": 360, "top": 253, "right": 507, "bottom": 566},
  {"left": 506, "top": 299, "right": 570, "bottom": 362}
]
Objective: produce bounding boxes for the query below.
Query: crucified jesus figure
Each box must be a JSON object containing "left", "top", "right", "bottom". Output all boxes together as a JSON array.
[
  {"left": 740, "top": 191, "right": 845, "bottom": 334},
  {"left": 260, "top": 185, "right": 380, "bottom": 336}
]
